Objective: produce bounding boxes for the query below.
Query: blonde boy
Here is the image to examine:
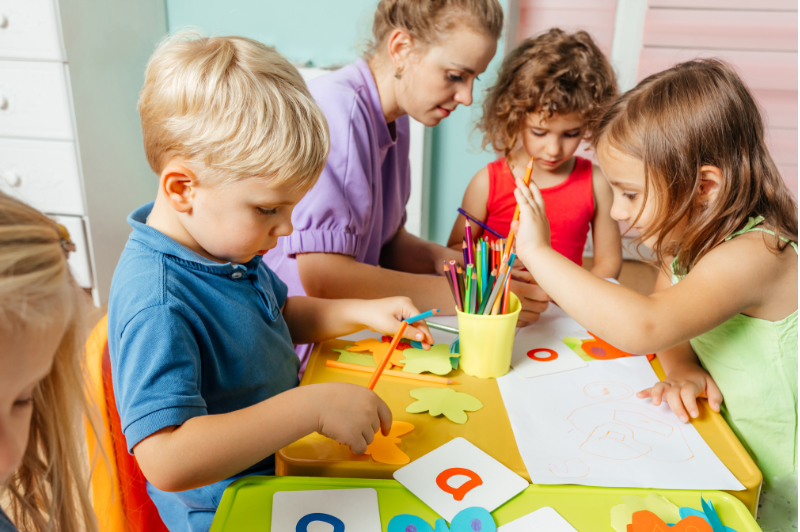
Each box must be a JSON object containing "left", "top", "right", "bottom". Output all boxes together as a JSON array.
[{"left": 108, "top": 33, "right": 432, "bottom": 531}]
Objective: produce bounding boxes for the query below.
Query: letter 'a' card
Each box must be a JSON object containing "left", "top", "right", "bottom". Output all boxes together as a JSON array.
[
  {"left": 393, "top": 437, "right": 529, "bottom": 522},
  {"left": 271, "top": 488, "right": 381, "bottom": 532}
]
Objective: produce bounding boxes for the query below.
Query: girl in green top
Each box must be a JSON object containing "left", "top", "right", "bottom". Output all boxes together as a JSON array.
[{"left": 512, "top": 59, "right": 797, "bottom": 531}]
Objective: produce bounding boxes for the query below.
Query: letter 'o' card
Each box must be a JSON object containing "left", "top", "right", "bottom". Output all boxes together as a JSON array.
[
  {"left": 271, "top": 488, "right": 381, "bottom": 532},
  {"left": 393, "top": 438, "right": 529, "bottom": 522},
  {"left": 497, "top": 507, "right": 578, "bottom": 531}
]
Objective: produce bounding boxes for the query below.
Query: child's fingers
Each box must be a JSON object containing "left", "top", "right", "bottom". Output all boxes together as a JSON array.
[
  {"left": 350, "top": 436, "right": 368, "bottom": 455},
  {"left": 639, "top": 382, "right": 666, "bottom": 405},
  {"left": 403, "top": 324, "right": 432, "bottom": 348},
  {"left": 378, "top": 400, "right": 393, "bottom": 436},
  {"left": 665, "top": 386, "right": 690, "bottom": 423},
  {"left": 527, "top": 179, "right": 546, "bottom": 211},
  {"left": 680, "top": 386, "right": 700, "bottom": 419},
  {"left": 514, "top": 180, "right": 538, "bottom": 213},
  {"left": 705, "top": 378, "right": 723, "bottom": 412}
]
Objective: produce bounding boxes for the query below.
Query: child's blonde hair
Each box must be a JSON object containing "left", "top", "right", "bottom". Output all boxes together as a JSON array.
[
  {"left": 367, "top": 0, "right": 504, "bottom": 57},
  {"left": 480, "top": 28, "right": 617, "bottom": 161},
  {"left": 594, "top": 59, "right": 798, "bottom": 274},
  {"left": 139, "top": 31, "right": 330, "bottom": 189},
  {"left": 0, "top": 192, "right": 99, "bottom": 532}
]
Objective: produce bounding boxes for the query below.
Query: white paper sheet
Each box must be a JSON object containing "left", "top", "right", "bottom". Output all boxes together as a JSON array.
[
  {"left": 498, "top": 507, "right": 578, "bottom": 531},
  {"left": 497, "top": 357, "right": 744, "bottom": 490},
  {"left": 510, "top": 305, "right": 588, "bottom": 378}
]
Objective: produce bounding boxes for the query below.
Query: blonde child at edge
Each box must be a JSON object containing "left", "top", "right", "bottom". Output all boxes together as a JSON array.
[
  {"left": 448, "top": 29, "right": 622, "bottom": 282},
  {"left": 512, "top": 59, "right": 797, "bottom": 530},
  {"left": 107, "top": 33, "right": 433, "bottom": 532},
  {"left": 0, "top": 192, "right": 100, "bottom": 532}
]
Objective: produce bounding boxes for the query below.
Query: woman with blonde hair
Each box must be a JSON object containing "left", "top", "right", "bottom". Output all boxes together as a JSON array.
[{"left": 0, "top": 192, "right": 99, "bottom": 532}]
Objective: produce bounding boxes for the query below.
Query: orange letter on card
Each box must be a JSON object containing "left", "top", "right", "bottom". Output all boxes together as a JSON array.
[{"left": 435, "top": 468, "right": 483, "bottom": 501}]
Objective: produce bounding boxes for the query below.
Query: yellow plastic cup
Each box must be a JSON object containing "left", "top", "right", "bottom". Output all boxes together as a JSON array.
[{"left": 455, "top": 293, "right": 520, "bottom": 378}]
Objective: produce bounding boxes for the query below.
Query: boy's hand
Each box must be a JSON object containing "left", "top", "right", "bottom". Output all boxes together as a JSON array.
[
  {"left": 360, "top": 297, "right": 435, "bottom": 348},
  {"left": 512, "top": 177, "right": 552, "bottom": 261},
  {"left": 313, "top": 383, "right": 393, "bottom": 455},
  {"left": 637, "top": 364, "right": 723, "bottom": 423}
]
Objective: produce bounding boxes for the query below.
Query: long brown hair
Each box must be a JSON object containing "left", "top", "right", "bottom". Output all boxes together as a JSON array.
[
  {"left": 594, "top": 59, "right": 797, "bottom": 275},
  {"left": 480, "top": 28, "right": 617, "bottom": 161},
  {"left": 0, "top": 192, "right": 99, "bottom": 532}
]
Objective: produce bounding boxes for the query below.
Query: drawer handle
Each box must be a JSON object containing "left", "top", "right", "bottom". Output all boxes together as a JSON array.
[
  {"left": 1, "top": 172, "right": 21, "bottom": 187},
  {"left": 0, "top": 96, "right": 7, "bottom": 110},
  {"left": 0, "top": 15, "right": 7, "bottom": 29}
]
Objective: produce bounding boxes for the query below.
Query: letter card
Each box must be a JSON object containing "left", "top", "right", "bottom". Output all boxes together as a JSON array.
[
  {"left": 271, "top": 488, "right": 382, "bottom": 531},
  {"left": 393, "top": 437, "right": 529, "bottom": 522}
]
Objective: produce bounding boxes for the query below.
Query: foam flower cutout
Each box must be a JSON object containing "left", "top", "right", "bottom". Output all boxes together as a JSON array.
[
  {"left": 406, "top": 387, "right": 483, "bottom": 424},
  {"left": 332, "top": 348, "right": 377, "bottom": 367},
  {"left": 388, "top": 507, "right": 496, "bottom": 532},
  {"left": 629, "top": 511, "right": 712, "bottom": 532},
  {"left": 345, "top": 338, "right": 405, "bottom": 367},
  {"left": 400, "top": 344, "right": 459, "bottom": 375},
  {"left": 363, "top": 421, "right": 414, "bottom": 465}
]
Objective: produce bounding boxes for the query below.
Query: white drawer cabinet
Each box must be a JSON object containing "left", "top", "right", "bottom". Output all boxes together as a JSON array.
[
  {"left": 0, "top": 0, "right": 166, "bottom": 305},
  {"left": 0, "top": 137, "right": 84, "bottom": 215},
  {"left": 0, "top": 0, "right": 63, "bottom": 61},
  {"left": 0, "top": 61, "right": 73, "bottom": 140}
]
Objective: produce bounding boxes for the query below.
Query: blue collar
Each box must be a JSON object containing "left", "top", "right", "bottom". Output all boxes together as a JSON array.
[{"left": 127, "top": 202, "right": 262, "bottom": 277}]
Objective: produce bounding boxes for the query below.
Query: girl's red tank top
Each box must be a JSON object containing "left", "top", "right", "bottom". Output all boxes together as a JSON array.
[{"left": 485, "top": 156, "right": 594, "bottom": 266}]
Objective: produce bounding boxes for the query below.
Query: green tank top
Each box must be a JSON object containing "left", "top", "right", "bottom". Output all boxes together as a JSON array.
[{"left": 672, "top": 217, "right": 798, "bottom": 500}]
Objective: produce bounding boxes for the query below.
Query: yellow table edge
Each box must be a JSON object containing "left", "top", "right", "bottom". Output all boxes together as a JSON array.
[{"left": 277, "top": 340, "right": 762, "bottom": 515}]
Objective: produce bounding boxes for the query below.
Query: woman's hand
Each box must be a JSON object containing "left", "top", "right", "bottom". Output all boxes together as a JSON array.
[
  {"left": 512, "top": 177, "right": 552, "bottom": 262},
  {"left": 637, "top": 363, "right": 723, "bottom": 423},
  {"left": 358, "top": 297, "right": 435, "bottom": 348}
]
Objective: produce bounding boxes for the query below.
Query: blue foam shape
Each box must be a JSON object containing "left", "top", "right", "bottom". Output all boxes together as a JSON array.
[
  {"left": 388, "top": 507, "right": 496, "bottom": 532},
  {"left": 678, "top": 507, "right": 737, "bottom": 532}
]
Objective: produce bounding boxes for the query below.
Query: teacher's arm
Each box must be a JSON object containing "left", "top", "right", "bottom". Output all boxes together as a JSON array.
[{"left": 379, "top": 227, "right": 462, "bottom": 274}]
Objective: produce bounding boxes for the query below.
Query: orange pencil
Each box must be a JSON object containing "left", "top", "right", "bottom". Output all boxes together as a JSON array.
[
  {"left": 327, "top": 360, "right": 459, "bottom": 385},
  {"left": 367, "top": 321, "right": 408, "bottom": 390},
  {"left": 502, "top": 158, "right": 534, "bottom": 261},
  {"left": 501, "top": 270, "right": 512, "bottom": 314}
]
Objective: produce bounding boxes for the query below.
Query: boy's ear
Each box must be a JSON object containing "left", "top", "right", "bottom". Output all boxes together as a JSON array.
[
  {"left": 160, "top": 159, "right": 197, "bottom": 214},
  {"left": 698, "top": 165, "right": 723, "bottom": 207},
  {"left": 387, "top": 28, "right": 414, "bottom": 73}
]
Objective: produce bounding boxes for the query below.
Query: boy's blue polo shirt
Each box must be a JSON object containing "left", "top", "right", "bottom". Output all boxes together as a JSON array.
[{"left": 108, "top": 203, "right": 300, "bottom": 532}]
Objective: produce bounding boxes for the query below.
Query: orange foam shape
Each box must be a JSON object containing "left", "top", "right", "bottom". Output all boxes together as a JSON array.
[
  {"left": 346, "top": 338, "right": 406, "bottom": 367},
  {"left": 363, "top": 421, "right": 415, "bottom": 465},
  {"left": 583, "top": 333, "right": 655, "bottom": 361},
  {"left": 627, "top": 510, "right": 712, "bottom": 532}
]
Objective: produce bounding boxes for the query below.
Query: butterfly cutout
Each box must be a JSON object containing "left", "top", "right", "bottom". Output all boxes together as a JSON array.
[
  {"left": 388, "top": 506, "right": 496, "bottom": 532},
  {"left": 362, "top": 421, "right": 414, "bottom": 465},
  {"left": 332, "top": 348, "right": 377, "bottom": 367},
  {"left": 401, "top": 344, "right": 459, "bottom": 375},
  {"left": 627, "top": 510, "right": 712, "bottom": 532},
  {"left": 346, "top": 338, "right": 406, "bottom": 367}
]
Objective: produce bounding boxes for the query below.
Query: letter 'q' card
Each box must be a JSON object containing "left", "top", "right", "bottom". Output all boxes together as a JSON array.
[
  {"left": 271, "top": 488, "right": 382, "bottom": 532},
  {"left": 393, "top": 438, "right": 529, "bottom": 522}
]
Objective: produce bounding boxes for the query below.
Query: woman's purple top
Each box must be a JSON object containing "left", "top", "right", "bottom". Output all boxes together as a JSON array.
[{"left": 265, "top": 58, "right": 411, "bottom": 368}]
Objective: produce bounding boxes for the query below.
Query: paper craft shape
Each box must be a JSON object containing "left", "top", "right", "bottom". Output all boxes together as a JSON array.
[
  {"left": 582, "top": 332, "right": 637, "bottom": 360},
  {"left": 497, "top": 507, "right": 577, "bottom": 531},
  {"left": 496, "top": 357, "right": 744, "bottom": 490},
  {"left": 332, "top": 348, "right": 377, "bottom": 367},
  {"left": 271, "top": 488, "right": 382, "bottom": 532},
  {"left": 679, "top": 508, "right": 737, "bottom": 532},
  {"left": 393, "top": 437, "right": 529, "bottom": 522},
  {"left": 511, "top": 312, "right": 588, "bottom": 378},
  {"left": 628, "top": 510, "right": 711, "bottom": 532},
  {"left": 700, "top": 497, "right": 726, "bottom": 532},
  {"left": 388, "top": 507, "right": 496, "bottom": 532},
  {"left": 406, "top": 387, "right": 483, "bottom": 424},
  {"left": 363, "top": 421, "right": 414, "bottom": 465},
  {"left": 610, "top": 494, "right": 682, "bottom": 532},
  {"left": 346, "top": 338, "right": 405, "bottom": 367},
  {"left": 401, "top": 344, "right": 460, "bottom": 375},
  {"left": 382, "top": 335, "right": 413, "bottom": 350},
  {"left": 449, "top": 339, "right": 460, "bottom": 369}
]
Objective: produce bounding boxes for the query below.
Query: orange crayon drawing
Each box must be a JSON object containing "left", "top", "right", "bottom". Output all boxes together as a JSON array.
[
  {"left": 435, "top": 468, "right": 483, "bottom": 501},
  {"left": 527, "top": 348, "right": 558, "bottom": 362},
  {"left": 583, "top": 382, "right": 634, "bottom": 401},
  {"left": 568, "top": 400, "right": 694, "bottom": 462},
  {"left": 548, "top": 458, "right": 590, "bottom": 478}
]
